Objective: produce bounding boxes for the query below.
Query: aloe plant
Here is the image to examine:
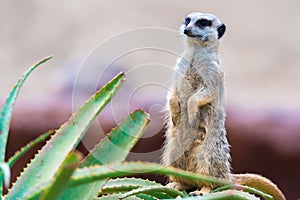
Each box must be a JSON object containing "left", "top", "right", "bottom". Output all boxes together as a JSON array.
[{"left": 0, "top": 57, "right": 275, "bottom": 200}]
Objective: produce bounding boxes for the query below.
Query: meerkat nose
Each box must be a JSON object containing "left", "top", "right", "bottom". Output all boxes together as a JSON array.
[{"left": 184, "top": 28, "right": 190, "bottom": 35}]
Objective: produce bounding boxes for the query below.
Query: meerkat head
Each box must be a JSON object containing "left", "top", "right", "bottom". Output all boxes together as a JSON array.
[{"left": 180, "top": 12, "right": 226, "bottom": 46}]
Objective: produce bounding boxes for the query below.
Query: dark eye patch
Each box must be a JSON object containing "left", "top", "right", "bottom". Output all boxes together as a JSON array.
[
  {"left": 184, "top": 17, "right": 191, "bottom": 25},
  {"left": 196, "top": 19, "right": 212, "bottom": 28}
]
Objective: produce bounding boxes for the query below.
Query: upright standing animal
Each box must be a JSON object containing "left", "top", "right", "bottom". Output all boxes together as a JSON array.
[{"left": 162, "top": 12, "right": 285, "bottom": 200}]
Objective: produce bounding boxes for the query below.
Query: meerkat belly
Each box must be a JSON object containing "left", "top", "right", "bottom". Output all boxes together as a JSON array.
[
  {"left": 168, "top": 72, "right": 212, "bottom": 170},
  {"left": 177, "top": 70, "right": 213, "bottom": 129}
]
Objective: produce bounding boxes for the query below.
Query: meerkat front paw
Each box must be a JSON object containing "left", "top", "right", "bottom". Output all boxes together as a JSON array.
[
  {"left": 189, "top": 187, "right": 212, "bottom": 196},
  {"left": 166, "top": 182, "right": 190, "bottom": 191},
  {"left": 187, "top": 96, "right": 199, "bottom": 126},
  {"left": 169, "top": 97, "right": 181, "bottom": 125}
]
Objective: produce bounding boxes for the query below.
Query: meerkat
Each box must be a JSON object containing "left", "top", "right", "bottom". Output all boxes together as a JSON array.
[{"left": 162, "top": 12, "right": 286, "bottom": 200}]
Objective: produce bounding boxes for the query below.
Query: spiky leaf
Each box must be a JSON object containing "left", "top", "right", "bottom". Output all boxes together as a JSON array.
[
  {"left": 55, "top": 109, "right": 150, "bottom": 200},
  {"left": 212, "top": 184, "right": 273, "bottom": 200},
  {"left": 101, "top": 178, "right": 161, "bottom": 194},
  {"left": 21, "top": 151, "right": 82, "bottom": 200},
  {"left": 98, "top": 194, "right": 143, "bottom": 200},
  {"left": 71, "top": 162, "right": 229, "bottom": 187},
  {"left": 119, "top": 185, "right": 186, "bottom": 199},
  {"left": 164, "top": 190, "right": 260, "bottom": 200},
  {"left": 0, "top": 56, "right": 52, "bottom": 194},
  {"left": 100, "top": 178, "right": 173, "bottom": 199},
  {"left": 135, "top": 194, "right": 158, "bottom": 200},
  {"left": 81, "top": 109, "right": 149, "bottom": 167},
  {"left": 18, "top": 110, "right": 149, "bottom": 200},
  {"left": 0, "top": 162, "right": 10, "bottom": 188},
  {"left": 7, "top": 130, "right": 54, "bottom": 167},
  {"left": 6, "top": 72, "right": 125, "bottom": 200},
  {"left": 22, "top": 162, "right": 229, "bottom": 199},
  {"left": 39, "top": 151, "right": 82, "bottom": 200}
]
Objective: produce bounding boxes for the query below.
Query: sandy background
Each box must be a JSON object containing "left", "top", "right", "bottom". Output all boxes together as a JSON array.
[{"left": 1, "top": 1, "right": 300, "bottom": 110}]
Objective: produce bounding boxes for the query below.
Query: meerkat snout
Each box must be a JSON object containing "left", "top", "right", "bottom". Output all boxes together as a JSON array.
[
  {"left": 181, "top": 12, "right": 226, "bottom": 44},
  {"left": 183, "top": 28, "right": 190, "bottom": 35}
]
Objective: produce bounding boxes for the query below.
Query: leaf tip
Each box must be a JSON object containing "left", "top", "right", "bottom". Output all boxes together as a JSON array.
[
  {"left": 40, "top": 55, "right": 53, "bottom": 64},
  {"left": 132, "top": 109, "right": 150, "bottom": 123},
  {"left": 0, "top": 162, "right": 11, "bottom": 188}
]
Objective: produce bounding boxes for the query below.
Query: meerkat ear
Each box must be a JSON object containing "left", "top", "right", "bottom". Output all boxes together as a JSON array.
[{"left": 217, "top": 24, "right": 226, "bottom": 39}]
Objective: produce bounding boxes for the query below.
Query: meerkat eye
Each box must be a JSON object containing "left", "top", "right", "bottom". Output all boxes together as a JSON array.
[
  {"left": 184, "top": 17, "right": 191, "bottom": 25},
  {"left": 196, "top": 19, "right": 212, "bottom": 28}
]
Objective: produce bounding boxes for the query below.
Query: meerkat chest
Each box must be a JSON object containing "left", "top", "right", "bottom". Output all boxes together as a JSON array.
[
  {"left": 185, "top": 66, "right": 204, "bottom": 90},
  {"left": 176, "top": 56, "right": 205, "bottom": 92}
]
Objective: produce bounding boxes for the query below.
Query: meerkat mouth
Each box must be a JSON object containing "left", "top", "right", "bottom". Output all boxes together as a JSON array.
[
  {"left": 183, "top": 30, "right": 205, "bottom": 40},
  {"left": 185, "top": 33, "right": 207, "bottom": 41},
  {"left": 184, "top": 30, "right": 197, "bottom": 38},
  {"left": 184, "top": 32, "right": 195, "bottom": 37}
]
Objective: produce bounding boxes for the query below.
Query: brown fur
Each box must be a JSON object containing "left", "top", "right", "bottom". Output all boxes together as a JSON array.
[{"left": 233, "top": 174, "right": 285, "bottom": 200}]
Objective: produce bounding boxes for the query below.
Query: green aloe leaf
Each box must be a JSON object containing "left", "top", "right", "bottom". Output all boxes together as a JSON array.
[
  {"left": 0, "top": 162, "right": 10, "bottom": 188},
  {"left": 135, "top": 194, "right": 158, "bottom": 200},
  {"left": 100, "top": 178, "right": 178, "bottom": 199},
  {"left": 100, "top": 178, "right": 161, "bottom": 194},
  {"left": 39, "top": 151, "right": 82, "bottom": 200},
  {"left": 0, "top": 56, "right": 52, "bottom": 161},
  {"left": 18, "top": 162, "right": 227, "bottom": 199},
  {"left": 68, "top": 162, "right": 261, "bottom": 200},
  {"left": 55, "top": 109, "right": 150, "bottom": 200},
  {"left": 81, "top": 109, "right": 149, "bottom": 167},
  {"left": 98, "top": 194, "right": 143, "bottom": 200},
  {"left": 6, "top": 72, "right": 125, "bottom": 200},
  {"left": 17, "top": 109, "right": 149, "bottom": 200},
  {"left": 0, "top": 56, "right": 52, "bottom": 196},
  {"left": 164, "top": 190, "right": 260, "bottom": 200},
  {"left": 22, "top": 152, "right": 82, "bottom": 200},
  {"left": 212, "top": 184, "right": 273, "bottom": 200},
  {"left": 119, "top": 185, "right": 186, "bottom": 199},
  {"left": 7, "top": 130, "right": 54, "bottom": 167},
  {"left": 71, "top": 162, "right": 229, "bottom": 187}
]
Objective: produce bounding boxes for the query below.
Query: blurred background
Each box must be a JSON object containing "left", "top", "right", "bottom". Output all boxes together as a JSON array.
[{"left": 1, "top": 1, "right": 300, "bottom": 199}]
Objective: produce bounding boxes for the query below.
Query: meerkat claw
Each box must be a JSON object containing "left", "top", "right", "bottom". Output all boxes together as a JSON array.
[{"left": 189, "top": 187, "right": 211, "bottom": 196}]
